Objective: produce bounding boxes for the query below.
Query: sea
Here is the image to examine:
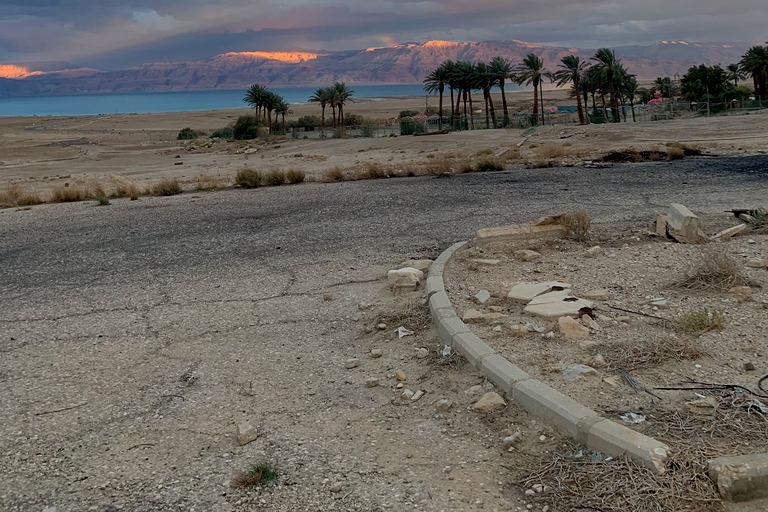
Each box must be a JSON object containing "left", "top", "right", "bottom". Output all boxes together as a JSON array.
[{"left": 0, "top": 83, "right": 524, "bottom": 117}]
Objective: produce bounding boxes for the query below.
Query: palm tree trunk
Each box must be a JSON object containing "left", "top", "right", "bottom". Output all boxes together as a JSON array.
[
  {"left": 609, "top": 81, "right": 619, "bottom": 122},
  {"left": 630, "top": 99, "right": 636, "bottom": 122},
  {"left": 462, "top": 89, "right": 468, "bottom": 131},
  {"left": 331, "top": 105, "right": 337, "bottom": 128},
  {"left": 500, "top": 82, "right": 509, "bottom": 126},
  {"left": 468, "top": 91, "right": 475, "bottom": 130},
  {"left": 320, "top": 105, "right": 325, "bottom": 130},
  {"left": 540, "top": 86, "right": 545, "bottom": 125},
  {"left": 483, "top": 89, "right": 490, "bottom": 129},
  {"left": 487, "top": 88, "right": 497, "bottom": 128},
  {"left": 532, "top": 83, "right": 539, "bottom": 126},
  {"left": 575, "top": 84, "right": 585, "bottom": 125},
  {"left": 438, "top": 89, "right": 444, "bottom": 130}
]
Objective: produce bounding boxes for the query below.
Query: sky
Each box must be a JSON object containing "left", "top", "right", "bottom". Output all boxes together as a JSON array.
[{"left": 0, "top": 0, "right": 766, "bottom": 69}]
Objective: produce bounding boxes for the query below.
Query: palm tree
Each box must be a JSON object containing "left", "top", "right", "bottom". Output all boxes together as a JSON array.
[
  {"left": 474, "top": 62, "right": 497, "bottom": 128},
  {"left": 621, "top": 75, "right": 639, "bottom": 122},
  {"left": 276, "top": 100, "right": 291, "bottom": 132},
  {"left": 552, "top": 55, "right": 588, "bottom": 125},
  {"left": 309, "top": 87, "right": 330, "bottom": 130},
  {"left": 424, "top": 64, "right": 450, "bottom": 130},
  {"left": 515, "top": 53, "right": 546, "bottom": 125},
  {"left": 452, "top": 61, "right": 477, "bottom": 129},
  {"left": 651, "top": 76, "right": 676, "bottom": 99},
  {"left": 726, "top": 63, "right": 745, "bottom": 87},
  {"left": 490, "top": 56, "right": 514, "bottom": 125},
  {"left": 591, "top": 48, "right": 621, "bottom": 122},
  {"left": 243, "top": 84, "right": 268, "bottom": 123},
  {"left": 740, "top": 46, "right": 768, "bottom": 98},
  {"left": 333, "top": 82, "right": 355, "bottom": 128}
]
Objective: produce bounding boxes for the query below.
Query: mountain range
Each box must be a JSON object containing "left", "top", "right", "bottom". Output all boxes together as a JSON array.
[{"left": 0, "top": 39, "right": 756, "bottom": 97}]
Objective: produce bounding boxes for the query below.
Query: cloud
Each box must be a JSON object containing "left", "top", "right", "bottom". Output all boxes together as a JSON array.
[{"left": 0, "top": 0, "right": 766, "bottom": 66}]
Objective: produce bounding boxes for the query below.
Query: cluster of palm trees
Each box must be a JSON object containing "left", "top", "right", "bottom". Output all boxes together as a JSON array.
[
  {"left": 243, "top": 84, "right": 291, "bottom": 132},
  {"left": 738, "top": 45, "right": 768, "bottom": 98},
  {"left": 308, "top": 83, "right": 355, "bottom": 129},
  {"left": 423, "top": 49, "right": 644, "bottom": 127}
]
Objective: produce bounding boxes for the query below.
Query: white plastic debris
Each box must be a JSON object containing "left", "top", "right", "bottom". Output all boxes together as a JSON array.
[
  {"left": 395, "top": 326, "right": 415, "bottom": 339},
  {"left": 747, "top": 399, "right": 768, "bottom": 414},
  {"left": 526, "top": 322, "right": 545, "bottom": 333},
  {"left": 620, "top": 412, "right": 647, "bottom": 424},
  {"left": 542, "top": 331, "right": 555, "bottom": 339},
  {"left": 440, "top": 345, "right": 452, "bottom": 357}
]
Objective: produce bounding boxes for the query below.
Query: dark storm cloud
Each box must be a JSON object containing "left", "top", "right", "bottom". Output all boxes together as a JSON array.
[{"left": 0, "top": 0, "right": 766, "bottom": 66}]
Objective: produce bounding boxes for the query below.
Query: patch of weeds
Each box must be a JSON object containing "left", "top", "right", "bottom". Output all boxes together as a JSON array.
[
  {"left": 152, "top": 179, "right": 183, "bottom": 196},
  {"left": 263, "top": 169, "right": 286, "bottom": 186},
  {"left": 376, "top": 299, "right": 431, "bottom": 333},
  {"left": 674, "top": 308, "right": 725, "bottom": 336},
  {"left": 604, "top": 333, "right": 707, "bottom": 371},
  {"left": 746, "top": 208, "right": 768, "bottom": 229},
  {"left": 358, "top": 162, "right": 388, "bottom": 180},
  {"left": 675, "top": 246, "right": 750, "bottom": 292},
  {"left": 322, "top": 167, "right": 346, "bottom": 183},
  {"left": 95, "top": 195, "right": 111, "bottom": 206},
  {"left": 285, "top": 169, "right": 306, "bottom": 184},
  {"left": 535, "top": 144, "right": 568, "bottom": 159},
  {"left": 474, "top": 157, "right": 505, "bottom": 173},
  {"left": 235, "top": 168, "right": 262, "bottom": 188},
  {"left": 558, "top": 209, "right": 592, "bottom": 242},
  {"left": 667, "top": 145, "right": 685, "bottom": 160},
  {"left": 230, "top": 462, "right": 278, "bottom": 489},
  {"left": 476, "top": 148, "right": 493, "bottom": 156},
  {"left": 51, "top": 184, "right": 91, "bottom": 203},
  {"left": 0, "top": 184, "right": 43, "bottom": 208}
]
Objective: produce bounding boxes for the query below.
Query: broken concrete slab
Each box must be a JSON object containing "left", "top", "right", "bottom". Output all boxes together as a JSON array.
[
  {"left": 711, "top": 224, "right": 748, "bottom": 240},
  {"left": 474, "top": 224, "right": 564, "bottom": 245},
  {"left": 387, "top": 267, "right": 424, "bottom": 293},
  {"left": 651, "top": 213, "right": 668, "bottom": 236},
  {"left": 402, "top": 259, "right": 433, "bottom": 274},
  {"left": 708, "top": 453, "right": 768, "bottom": 502},
  {"left": 507, "top": 282, "right": 572, "bottom": 303},
  {"left": 462, "top": 309, "right": 507, "bottom": 324},
  {"left": 584, "top": 289, "right": 610, "bottom": 301},
  {"left": 524, "top": 294, "right": 594, "bottom": 318},
  {"left": 559, "top": 316, "right": 590, "bottom": 339},
  {"left": 514, "top": 249, "right": 541, "bottom": 262},
  {"left": 666, "top": 203, "right": 708, "bottom": 243},
  {"left": 563, "top": 364, "right": 598, "bottom": 383},
  {"left": 474, "top": 290, "right": 491, "bottom": 304}
]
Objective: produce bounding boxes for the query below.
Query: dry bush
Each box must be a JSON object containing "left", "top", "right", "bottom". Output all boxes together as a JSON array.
[
  {"left": 357, "top": 162, "right": 388, "bottom": 180},
  {"left": 667, "top": 145, "right": 685, "bottom": 160},
  {"left": 235, "top": 168, "right": 262, "bottom": 188},
  {"left": 263, "top": 169, "right": 286, "bottom": 186},
  {"left": 602, "top": 333, "right": 707, "bottom": 372},
  {"left": 558, "top": 209, "right": 591, "bottom": 242},
  {"left": 674, "top": 307, "right": 725, "bottom": 335},
  {"left": 675, "top": 246, "right": 749, "bottom": 292},
  {"left": 51, "top": 184, "right": 92, "bottom": 202},
  {"left": 476, "top": 148, "right": 494, "bottom": 156},
  {"left": 424, "top": 157, "right": 453, "bottom": 175},
  {"left": 322, "top": 167, "right": 346, "bottom": 183},
  {"left": 193, "top": 173, "right": 225, "bottom": 191},
  {"left": 151, "top": 178, "right": 183, "bottom": 196},
  {"left": 455, "top": 157, "right": 474, "bottom": 173},
  {"left": 112, "top": 180, "right": 141, "bottom": 198},
  {"left": 230, "top": 462, "right": 278, "bottom": 489},
  {"left": 0, "top": 184, "right": 43, "bottom": 207},
  {"left": 534, "top": 144, "right": 568, "bottom": 159},
  {"left": 285, "top": 169, "right": 306, "bottom": 184},
  {"left": 375, "top": 299, "right": 431, "bottom": 333},
  {"left": 526, "top": 159, "right": 550, "bottom": 169},
  {"left": 474, "top": 156, "right": 505, "bottom": 172}
]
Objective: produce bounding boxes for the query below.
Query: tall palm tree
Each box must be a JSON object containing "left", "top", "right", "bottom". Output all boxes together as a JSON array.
[
  {"left": 591, "top": 48, "right": 621, "bottom": 122},
  {"left": 309, "top": 87, "right": 330, "bottom": 130},
  {"left": 726, "top": 63, "right": 745, "bottom": 87},
  {"left": 333, "top": 82, "right": 354, "bottom": 128},
  {"left": 552, "top": 55, "right": 588, "bottom": 125},
  {"left": 474, "top": 62, "right": 497, "bottom": 128},
  {"left": 423, "top": 63, "right": 450, "bottom": 130},
  {"left": 490, "top": 56, "right": 514, "bottom": 125},
  {"left": 515, "top": 53, "right": 546, "bottom": 125},
  {"left": 621, "top": 75, "right": 639, "bottom": 122},
  {"left": 740, "top": 46, "right": 768, "bottom": 98},
  {"left": 651, "top": 76, "right": 676, "bottom": 99},
  {"left": 276, "top": 100, "right": 291, "bottom": 132},
  {"left": 243, "top": 84, "right": 268, "bottom": 123},
  {"left": 452, "top": 61, "right": 477, "bottom": 129}
]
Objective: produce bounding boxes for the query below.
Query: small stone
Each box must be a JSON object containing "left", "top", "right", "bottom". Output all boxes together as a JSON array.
[
  {"left": 603, "top": 375, "right": 623, "bottom": 387},
  {"left": 515, "top": 250, "right": 541, "bottom": 262},
  {"left": 471, "top": 258, "right": 501, "bottom": 266},
  {"left": 475, "top": 290, "right": 492, "bottom": 304},
  {"left": 330, "top": 482, "right": 343, "bottom": 493},
  {"left": 365, "top": 377, "right": 379, "bottom": 388},
  {"left": 236, "top": 423, "right": 259, "bottom": 446},
  {"left": 558, "top": 316, "right": 590, "bottom": 340},
  {"left": 745, "top": 362, "right": 756, "bottom": 372},
  {"left": 592, "top": 354, "right": 606, "bottom": 368},
  {"left": 416, "top": 348, "right": 429, "bottom": 359},
  {"left": 502, "top": 433, "right": 520, "bottom": 449},
  {"left": 395, "top": 370, "right": 406, "bottom": 381},
  {"left": 538, "top": 435, "right": 547, "bottom": 442},
  {"left": 396, "top": 382, "right": 404, "bottom": 389},
  {"left": 748, "top": 239, "right": 756, "bottom": 244},
  {"left": 747, "top": 258, "right": 766, "bottom": 268},
  {"left": 525, "top": 489, "right": 536, "bottom": 496},
  {"left": 370, "top": 349, "right": 383, "bottom": 358},
  {"left": 492, "top": 325, "right": 503, "bottom": 333},
  {"left": 401, "top": 389, "right": 415, "bottom": 400},
  {"left": 543, "top": 506, "right": 550, "bottom": 512},
  {"left": 563, "top": 364, "right": 599, "bottom": 383},
  {"left": 411, "top": 390, "right": 424, "bottom": 401},
  {"left": 650, "top": 298, "right": 668, "bottom": 308},
  {"left": 584, "top": 246, "right": 602, "bottom": 258},
  {"left": 584, "top": 289, "right": 610, "bottom": 301},
  {"left": 581, "top": 315, "right": 600, "bottom": 331},
  {"left": 377, "top": 323, "right": 387, "bottom": 330},
  {"left": 345, "top": 358, "right": 360, "bottom": 369},
  {"left": 579, "top": 339, "right": 598, "bottom": 350},
  {"left": 532, "top": 483, "right": 545, "bottom": 493},
  {"left": 472, "top": 392, "right": 506, "bottom": 413},
  {"left": 617, "top": 316, "right": 631, "bottom": 323},
  {"left": 436, "top": 399, "right": 454, "bottom": 412}
]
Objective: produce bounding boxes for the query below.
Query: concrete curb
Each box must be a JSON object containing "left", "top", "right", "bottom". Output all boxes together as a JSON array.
[{"left": 428, "top": 239, "right": 671, "bottom": 475}]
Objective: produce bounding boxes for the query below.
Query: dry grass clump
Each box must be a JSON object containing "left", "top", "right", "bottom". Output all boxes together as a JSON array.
[
  {"left": 667, "top": 145, "right": 685, "bottom": 160},
  {"left": 151, "top": 178, "right": 183, "bottom": 196},
  {"left": 602, "top": 333, "right": 707, "bottom": 372},
  {"left": 322, "top": 167, "right": 346, "bottom": 183},
  {"left": 51, "top": 184, "right": 92, "bottom": 202},
  {"left": 263, "top": 169, "right": 286, "bottom": 186},
  {"left": 558, "top": 209, "right": 592, "bottom": 242},
  {"left": 235, "top": 168, "right": 262, "bottom": 188},
  {"left": 193, "top": 173, "right": 228, "bottom": 191},
  {"left": 285, "top": 169, "right": 306, "bottom": 184},
  {"left": 474, "top": 156, "right": 505, "bottom": 172},
  {"left": 674, "top": 307, "right": 725, "bottom": 335},
  {"left": 534, "top": 144, "right": 568, "bottom": 159},
  {"left": 0, "top": 184, "right": 44, "bottom": 208},
  {"left": 230, "top": 462, "right": 278, "bottom": 489},
  {"left": 476, "top": 148, "right": 494, "bottom": 156},
  {"left": 357, "top": 162, "right": 388, "bottom": 180},
  {"left": 675, "top": 246, "right": 749, "bottom": 292},
  {"left": 375, "top": 299, "right": 432, "bottom": 333}
]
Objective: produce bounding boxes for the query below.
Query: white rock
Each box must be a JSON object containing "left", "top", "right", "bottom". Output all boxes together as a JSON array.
[
  {"left": 370, "top": 349, "right": 383, "bottom": 358},
  {"left": 472, "top": 392, "right": 506, "bottom": 412},
  {"left": 747, "top": 258, "right": 766, "bottom": 268},
  {"left": 401, "top": 389, "right": 415, "bottom": 400},
  {"left": 411, "top": 390, "right": 424, "bottom": 401},
  {"left": 387, "top": 267, "right": 424, "bottom": 293},
  {"left": 507, "top": 282, "right": 571, "bottom": 303},
  {"left": 563, "top": 364, "right": 599, "bottom": 383},
  {"left": 436, "top": 399, "right": 454, "bottom": 412},
  {"left": 377, "top": 323, "right": 387, "bottom": 330},
  {"left": 502, "top": 433, "right": 520, "bottom": 449},
  {"left": 345, "top": 358, "right": 360, "bottom": 369},
  {"left": 592, "top": 354, "right": 606, "bottom": 368},
  {"left": 395, "top": 370, "right": 406, "bottom": 381},
  {"left": 237, "top": 423, "right": 259, "bottom": 446},
  {"left": 514, "top": 249, "right": 542, "bottom": 262},
  {"left": 365, "top": 377, "right": 379, "bottom": 388},
  {"left": 584, "top": 246, "right": 602, "bottom": 258},
  {"left": 475, "top": 290, "right": 492, "bottom": 304},
  {"left": 584, "top": 289, "right": 610, "bottom": 301},
  {"left": 330, "top": 482, "right": 343, "bottom": 493}
]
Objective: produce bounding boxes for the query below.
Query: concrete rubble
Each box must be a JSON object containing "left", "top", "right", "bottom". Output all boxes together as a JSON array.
[{"left": 387, "top": 267, "right": 424, "bottom": 294}]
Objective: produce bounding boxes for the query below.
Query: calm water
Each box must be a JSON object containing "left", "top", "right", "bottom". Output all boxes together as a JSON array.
[{"left": 0, "top": 84, "right": 524, "bottom": 117}]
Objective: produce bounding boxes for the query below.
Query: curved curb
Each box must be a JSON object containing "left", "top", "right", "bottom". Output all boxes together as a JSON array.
[{"left": 427, "top": 240, "right": 670, "bottom": 475}]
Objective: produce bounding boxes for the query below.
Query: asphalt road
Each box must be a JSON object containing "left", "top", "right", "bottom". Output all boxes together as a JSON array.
[{"left": 1, "top": 155, "right": 767, "bottom": 512}]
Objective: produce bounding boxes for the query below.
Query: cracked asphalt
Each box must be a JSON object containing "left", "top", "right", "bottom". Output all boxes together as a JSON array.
[{"left": 1, "top": 155, "right": 767, "bottom": 512}]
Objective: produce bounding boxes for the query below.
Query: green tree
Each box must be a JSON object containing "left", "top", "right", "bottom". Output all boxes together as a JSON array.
[
  {"left": 552, "top": 55, "right": 588, "bottom": 125},
  {"left": 680, "top": 64, "right": 734, "bottom": 102},
  {"left": 620, "top": 74, "right": 639, "bottom": 122},
  {"left": 726, "top": 63, "right": 746, "bottom": 87},
  {"left": 591, "top": 48, "right": 621, "bottom": 122},
  {"left": 740, "top": 45, "right": 768, "bottom": 98},
  {"left": 333, "top": 82, "right": 355, "bottom": 128},
  {"left": 474, "top": 62, "right": 497, "bottom": 128},
  {"left": 490, "top": 56, "right": 515, "bottom": 125},
  {"left": 309, "top": 87, "right": 331, "bottom": 130},
  {"left": 423, "top": 63, "right": 450, "bottom": 130},
  {"left": 243, "top": 84, "right": 269, "bottom": 122},
  {"left": 515, "top": 53, "right": 546, "bottom": 125},
  {"left": 651, "top": 76, "right": 677, "bottom": 99}
]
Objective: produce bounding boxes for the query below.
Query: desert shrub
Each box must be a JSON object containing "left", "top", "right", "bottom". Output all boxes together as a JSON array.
[
  {"left": 235, "top": 168, "right": 262, "bottom": 188},
  {"left": 194, "top": 173, "right": 226, "bottom": 191},
  {"left": 535, "top": 144, "right": 568, "bottom": 159},
  {"left": 230, "top": 462, "right": 278, "bottom": 488},
  {"left": 398, "top": 110, "right": 420, "bottom": 118},
  {"left": 290, "top": 115, "right": 322, "bottom": 130},
  {"left": 177, "top": 127, "right": 201, "bottom": 140},
  {"left": 285, "top": 169, "right": 306, "bottom": 184},
  {"left": 210, "top": 126, "right": 234, "bottom": 139},
  {"left": 674, "top": 308, "right": 725, "bottom": 335},
  {"left": 233, "top": 115, "right": 261, "bottom": 140},
  {"left": 51, "top": 184, "right": 91, "bottom": 203},
  {"left": 425, "top": 157, "right": 452, "bottom": 175},
  {"left": 343, "top": 113, "right": 366, "bottom": 127},
  {"left": 559, "top": 210, "right": 592, "bottom": 242},
  {"left": 152, "top": 179, "right": 182, "bottom": 196},
  {"left": 358, "top": 162, "right": 388, "bottom": 180},
  {"left": 0, "top": 184, "right": 43, "bottom": 207},
  {"left": 603, "top": 333, "right": 707, "bottom": 371},
  {"left": 322, "top": 167, "right": 346, "bottom": 183},
  {"left": 675, "top": 246, "right": 749, "bottom": 291},
  {"left": 95, "top": 195, "right": 110, "bottom": 206},
  {"left": 474, "top": 157, "right": 505, "bottom": 173},
  {"left": 263, "top": 169, "right": 286, "bottom": 186},
  {"left": 476, "top": 148, "right": 494, "bottom": 156}
]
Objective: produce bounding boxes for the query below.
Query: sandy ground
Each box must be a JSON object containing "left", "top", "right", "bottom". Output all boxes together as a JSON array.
[{"left": 1, "top": 90, "right": 767, "bottom": 200}]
